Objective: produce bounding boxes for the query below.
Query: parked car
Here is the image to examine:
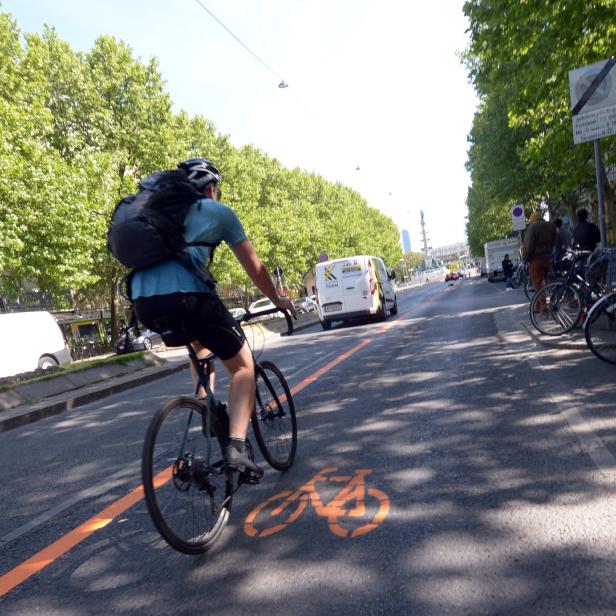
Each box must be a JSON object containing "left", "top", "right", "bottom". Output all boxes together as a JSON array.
[
  {"left": 248, "top": 298, "right": 283, "bottom": 319},
  {"left": 301, "top": 295, "right": 318, "bottom": 313},
  {"left": 115, "top": 327, "right": 162, "bottom": 354},
  {"left": 0, "top": 311, "right": 72, "bottom": 378},
  {"left": 229, "top": 307, "right": 246, "bottom": 320}
]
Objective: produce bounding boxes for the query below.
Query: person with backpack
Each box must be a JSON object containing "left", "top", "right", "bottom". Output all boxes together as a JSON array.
[{"left": 109, "top": 157, "right": 295, "bottom": 478}]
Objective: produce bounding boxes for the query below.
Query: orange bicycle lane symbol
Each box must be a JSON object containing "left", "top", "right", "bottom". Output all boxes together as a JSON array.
[{"left": 244, "top": 467, "right": 390, "bottom": 539}]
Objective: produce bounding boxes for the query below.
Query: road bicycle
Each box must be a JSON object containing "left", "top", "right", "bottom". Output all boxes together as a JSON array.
[
  {"left": 244, "top": 466, "right": 390, "bottom": 539},
  {"left": 529, "top": 249, "right": 599, "bottom": 336},
  {"left": 141, "top": 308, "right": 297, "bottom": 554}
]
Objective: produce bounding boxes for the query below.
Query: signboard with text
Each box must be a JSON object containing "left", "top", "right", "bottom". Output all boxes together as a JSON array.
[{"left": 569, "top": 58, "right": 616, "bottom": 144}]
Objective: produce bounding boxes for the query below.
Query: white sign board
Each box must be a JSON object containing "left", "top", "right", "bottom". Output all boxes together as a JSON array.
[
  {"left": 511, "top": 204, "right": 526, "bottom": 231},
  {"left": 569, "top": 58, "right": 616, "bottom": 144}
]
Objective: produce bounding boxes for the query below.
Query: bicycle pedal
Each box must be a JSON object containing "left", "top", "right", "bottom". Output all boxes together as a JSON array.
[{"left": 238, "top": 469, "right": 262, "bottom": 485}]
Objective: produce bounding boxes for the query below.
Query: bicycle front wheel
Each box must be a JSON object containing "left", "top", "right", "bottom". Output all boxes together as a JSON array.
[
  {"left": 253, "top": 360, "right": 297, "bottom": 471},
  {"left": 524, "top": 279, "right": 535, "bottom": 301},
  {"left": 585, "top": 294, "right": 616, "bottom": 365},
  {"left": 142, "top": 396, "right": 233, "bottom": 555},
  {"left": 530, "top": 282, "right": 582, "bottom": 336}
]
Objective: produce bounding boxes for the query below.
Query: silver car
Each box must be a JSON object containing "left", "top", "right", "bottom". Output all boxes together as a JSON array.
[{"left": 115, "top": 327, "right": 162, "bottom": 354}]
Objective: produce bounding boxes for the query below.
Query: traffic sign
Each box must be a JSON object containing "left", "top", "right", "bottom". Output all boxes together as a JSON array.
[
  {"left": 511, "top": 204, "right": 526, "bottom": 231},
  {"left": 569, "top": 58, "right": 616, "bottom": 144}
]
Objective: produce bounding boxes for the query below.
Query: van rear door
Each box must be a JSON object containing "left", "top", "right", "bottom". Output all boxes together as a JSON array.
[
  {"left": 317, "top": 257, "right": 373, "bottom": 317},
  {"left": 339, "top": 257, "right": 371, "bottom": 313}
]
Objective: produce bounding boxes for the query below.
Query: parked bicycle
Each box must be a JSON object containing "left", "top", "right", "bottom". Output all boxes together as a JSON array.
[
  {"left": 510, "top": 261, "right": 528, "bottom": 290},
  {"left": 529, "top": 249, "right": 600, "bottom": 336},
  {"left": 141, "top": 308, "right": 297, "bottom": 554},
  {"left": 584, "top": 247, "right": 616, "bottom": 364}
]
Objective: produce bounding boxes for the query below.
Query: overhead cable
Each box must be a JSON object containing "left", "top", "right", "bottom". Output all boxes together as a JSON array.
[{"left": 193, "top": 0, "right": 288, "bottom": 88}]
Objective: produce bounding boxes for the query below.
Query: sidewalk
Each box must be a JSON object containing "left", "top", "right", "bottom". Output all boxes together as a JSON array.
[{"left": 0, "top": 312, "right": 319, "bottom": 433}]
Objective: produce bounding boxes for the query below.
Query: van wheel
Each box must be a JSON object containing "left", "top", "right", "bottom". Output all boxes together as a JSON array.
[
  {"left": 320, "top": 320, "right": 332, "bottom": 330},
  {"left": 38, "top": 355, "right": 59, "bottom": 370},
  {"left": 390, "top": 296, "right": 398, "bottom": 316}
]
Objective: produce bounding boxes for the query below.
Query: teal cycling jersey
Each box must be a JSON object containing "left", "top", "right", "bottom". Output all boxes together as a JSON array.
[{"left": 130, "top": 198, "right": 247, "bottom": 298}]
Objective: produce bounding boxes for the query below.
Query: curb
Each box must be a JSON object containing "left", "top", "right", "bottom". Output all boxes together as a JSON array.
[
  {"left": 520, "top": 321, "right": 588, "bottom": 351},
  {"left": 0, "top": 317, "right": 318, "bottom": 433},
  {"left": 0, "top": 360, "right": 190, "bottom": 433}
]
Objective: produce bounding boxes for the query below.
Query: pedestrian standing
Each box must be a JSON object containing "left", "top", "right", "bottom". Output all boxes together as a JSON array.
[
  {"left": 572, "top": 208, "right": 601, "bottom": 251},
  {"left": 552, "top": 218, "right": 571, "bottom": 271},
  {"left": 522, "top": 211, "right": 557, "bottom": 310},
  {"left": 502, "top": 254, "right": 514, "bottom": 291}
]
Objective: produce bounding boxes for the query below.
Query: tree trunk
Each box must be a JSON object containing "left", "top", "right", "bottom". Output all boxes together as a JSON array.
[{"left": 110, "top": 271, "right": 122, "bottom": 341}]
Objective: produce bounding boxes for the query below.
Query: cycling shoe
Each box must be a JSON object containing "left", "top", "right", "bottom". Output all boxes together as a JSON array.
[{"left": 224, "top": 445, "right": 264, "bottom": 480}]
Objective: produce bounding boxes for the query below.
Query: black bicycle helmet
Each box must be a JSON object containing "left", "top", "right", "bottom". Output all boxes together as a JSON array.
[{"left": 177, "top": 157, "right": 221, "bottom": 189}]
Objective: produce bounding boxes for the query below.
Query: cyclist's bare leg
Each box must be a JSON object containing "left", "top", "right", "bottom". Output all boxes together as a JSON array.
[
  {"left": 190, "top": 340, "right": 215, "bottom": 398},
  {"left": 220, "top": 341, "right": 262, "bottom": 476},
  {"left": 220, "top": 341, "right": 255, "bottom": 439}
]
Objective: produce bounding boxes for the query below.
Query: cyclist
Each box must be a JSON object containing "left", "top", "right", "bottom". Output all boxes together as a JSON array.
[{"left": 130, "top": 157, "right": 295, "bottom": 477}]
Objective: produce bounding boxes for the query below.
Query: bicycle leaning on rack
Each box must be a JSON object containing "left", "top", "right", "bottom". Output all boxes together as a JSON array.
[
  {"left": 141, "top": 307, "right": 297, "bottom": 554},
  {"left": 584, "top": 247, "right": 616, "bottom": 365},
  {"left": 528, "top": 249, "right": 601, "bottom": 336}
]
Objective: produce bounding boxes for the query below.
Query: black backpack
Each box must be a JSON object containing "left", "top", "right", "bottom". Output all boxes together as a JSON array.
[{"left": 107, "top": 169, "right": 218, "bottom": 292}]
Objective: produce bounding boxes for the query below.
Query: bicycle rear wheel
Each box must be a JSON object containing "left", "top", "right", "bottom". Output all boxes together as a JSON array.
[
  {"left": 530, "top": 282, "right": 582, "bottom": 335},
  {"left": 142, "top": 396, "right": 232, "bottom": 555},
  {"left": 585, "top": 294, "right": 616, "bottom": 365},
  {"left": 252, "top": 360, "right": 297, "bottom": 471}
]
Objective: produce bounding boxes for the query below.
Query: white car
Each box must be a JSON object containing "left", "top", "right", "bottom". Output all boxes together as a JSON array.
[
  {"left": 229, "top": 307, "right": 247, "bottom": 320},
  {"left": 301, "top": 295, "right": 318, "bottom": 313},
  {"left": 248, "top": 298, "right": 283, "bottom": 319}
]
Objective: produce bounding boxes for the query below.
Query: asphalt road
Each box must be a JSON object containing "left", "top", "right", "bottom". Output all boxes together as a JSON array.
[{"left": 2, "top": 278, "right": 616, "bottom": 614}]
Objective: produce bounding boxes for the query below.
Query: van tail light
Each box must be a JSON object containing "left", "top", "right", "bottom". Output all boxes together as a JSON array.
[
  {"left": 369, "top": 270, "right": 376, "bottom": 295},
  {"left": 315, "top": 289, "right": 319, "bottom": 304}
]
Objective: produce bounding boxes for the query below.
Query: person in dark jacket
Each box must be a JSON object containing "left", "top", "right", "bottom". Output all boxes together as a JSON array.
[
  {"left": 502, "top": 254, "right": 514, "bottom": 291},
  {"left": 552, "top": 218, "right": 571, "bottom": 272},
  {"left": 572, "top": 208, "right": 601, "bottom": 251}
]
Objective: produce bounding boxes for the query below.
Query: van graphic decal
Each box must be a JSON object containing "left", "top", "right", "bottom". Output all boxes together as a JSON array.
[
  {"left": 324, "top": 264, "right": 339, "bottom": 288},
  {"left": 324, "top": 265, "right": 337, "bottom": 281},
  {"left": 342, "top": 261, "right": 362, "bottom": 275}
]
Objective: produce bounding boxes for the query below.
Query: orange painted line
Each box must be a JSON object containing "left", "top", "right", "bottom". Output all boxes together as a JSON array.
[
  {"left": 289, "top": 338, "right": 372, "bottom": 397},
  {"left": 0, "top": 467, "right": 172, "bottom": 598}
]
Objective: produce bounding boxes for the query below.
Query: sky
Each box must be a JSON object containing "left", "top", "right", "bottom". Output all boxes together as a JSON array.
[{"left": 0, "top": 0, "right": 479, "bottom": 251}]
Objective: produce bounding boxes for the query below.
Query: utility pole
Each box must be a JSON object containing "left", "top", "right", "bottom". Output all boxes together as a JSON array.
[{"left": 420, "top": 210, "right": 432, "bottom": 268}]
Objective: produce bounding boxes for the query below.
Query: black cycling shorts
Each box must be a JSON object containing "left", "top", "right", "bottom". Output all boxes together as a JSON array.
[{"left": 133, "top": 292, "right": 245, "bottom": 360}]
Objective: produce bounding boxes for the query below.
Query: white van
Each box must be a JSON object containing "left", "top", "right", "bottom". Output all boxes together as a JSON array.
[
  {"left": 0, "top": 311, "right": 73, "bottom": 379},
  {"left": 315, "top": 255, "right": 397, "bottom": 330}
]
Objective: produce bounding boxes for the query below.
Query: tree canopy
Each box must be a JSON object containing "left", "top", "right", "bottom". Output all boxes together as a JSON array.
[
  {"left": 463, "top": 0, "right": 616, "bottom": 253},
  {"left": 0, "top": 11, "right": 402, "bottom": 331}
]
